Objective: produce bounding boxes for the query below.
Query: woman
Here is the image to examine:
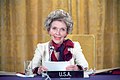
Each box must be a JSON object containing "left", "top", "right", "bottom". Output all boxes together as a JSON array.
[{"left": 31, "top": 9, "right": 88, "bottom": 74}]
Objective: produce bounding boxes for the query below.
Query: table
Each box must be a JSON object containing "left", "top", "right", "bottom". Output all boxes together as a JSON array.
[{"left": 0, "top": 74, "right": 120, "bottom": 80}]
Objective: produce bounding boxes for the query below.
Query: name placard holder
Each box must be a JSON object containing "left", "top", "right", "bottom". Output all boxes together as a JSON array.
[{"left": 42, "top": 71, "right": 84, "bottom": 78}]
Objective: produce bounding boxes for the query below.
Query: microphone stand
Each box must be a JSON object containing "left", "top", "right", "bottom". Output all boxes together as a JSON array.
[{"left": 49, "top": 46, "right": 54, "bottom": 61}]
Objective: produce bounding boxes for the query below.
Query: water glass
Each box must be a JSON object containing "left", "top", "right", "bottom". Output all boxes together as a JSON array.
[{"left": 24, "top": 60, "right": 33, "bottom": 75}]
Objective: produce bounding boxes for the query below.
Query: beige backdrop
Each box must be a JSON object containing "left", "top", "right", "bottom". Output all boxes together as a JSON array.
[{"left": 0, "top": 0, "right": 120, "bottom": 72}]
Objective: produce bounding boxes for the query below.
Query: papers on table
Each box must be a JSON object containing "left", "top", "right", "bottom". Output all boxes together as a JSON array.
[
  {"left": 44, "top": 61, "right": 70, "bottom": 71},
  {"left": 16, "top": 73, "right": 35, "bottom": 77},
  {"left": 0, "top": 71, "right": 35, "bottom": 77},
  {"left": 95, "top": 67, "right": 120, "bottom": 74}
]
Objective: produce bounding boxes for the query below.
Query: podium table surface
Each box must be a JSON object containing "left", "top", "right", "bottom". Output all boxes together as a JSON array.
[{"left": 0, "top": 74, "right": 120, "bottom": 80}]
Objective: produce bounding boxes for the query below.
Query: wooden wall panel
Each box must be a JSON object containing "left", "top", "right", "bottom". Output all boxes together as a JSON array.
[{"left": 71, "top": 0, "right": 77, "bottom": 34}]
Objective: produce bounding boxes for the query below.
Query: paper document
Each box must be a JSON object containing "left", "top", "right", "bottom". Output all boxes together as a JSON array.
[
  {"left": 44, "top": 61, "right": 70, "bottom": 71},
  {"left": 95, "top": 67, "right": 120, "bottom": 74},
  {"left": 16, "top": 73, "right": 35, "bottom": 77}
]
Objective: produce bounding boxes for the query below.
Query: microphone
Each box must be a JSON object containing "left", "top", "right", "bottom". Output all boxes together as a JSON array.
[
  {"left": 49, "top": 46, "right": 54, "bottom": 61},
  {"left": 50, "top": 46, "right": 54, "bottom": 51}
]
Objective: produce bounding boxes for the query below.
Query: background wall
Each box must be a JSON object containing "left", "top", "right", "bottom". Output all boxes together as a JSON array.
[{"left": 0, "top": 0, "right": 120, "bottom": 72}]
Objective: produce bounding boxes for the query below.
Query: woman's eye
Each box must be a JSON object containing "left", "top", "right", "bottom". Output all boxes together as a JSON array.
[
  {"left": 51, "top": 27, "right": 66, "bottom": 32},
  {"left": 52, "top": 27, "right": 57, "bottom": 30},
  {"left": 61, "top": 28, "right": 66, "bottom": 31}
]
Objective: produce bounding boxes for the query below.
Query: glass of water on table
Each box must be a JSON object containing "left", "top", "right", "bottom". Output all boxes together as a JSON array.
[{"left": 24, "top": 60, "right": 33, "bottom": 76}]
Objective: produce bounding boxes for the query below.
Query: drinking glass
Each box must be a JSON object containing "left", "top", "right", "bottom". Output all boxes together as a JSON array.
[{"left": 24, "top": 60, "right": 33, "bottom": 75}]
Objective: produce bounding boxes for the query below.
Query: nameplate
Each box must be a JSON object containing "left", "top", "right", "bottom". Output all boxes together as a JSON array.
[{"left": 42, "top": 71, "right": 84, "bottom": 78}]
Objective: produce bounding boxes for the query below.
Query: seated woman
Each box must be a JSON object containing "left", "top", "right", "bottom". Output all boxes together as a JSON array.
[{"left": 31, "top": 9, "right": 88, "bottom": 74}]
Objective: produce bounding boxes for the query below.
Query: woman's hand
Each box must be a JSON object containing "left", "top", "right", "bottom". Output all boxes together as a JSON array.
[
  {"left": 66, "top": 65, "right": 80, "bottom": 71},
  {"left": 37, "top": 66, "right": 48, "bottom": 74}
]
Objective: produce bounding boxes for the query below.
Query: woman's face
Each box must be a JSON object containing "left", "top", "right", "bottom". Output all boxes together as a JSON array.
[{"left": 49, "top": 20, "right": 67, "bottom": 44}]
